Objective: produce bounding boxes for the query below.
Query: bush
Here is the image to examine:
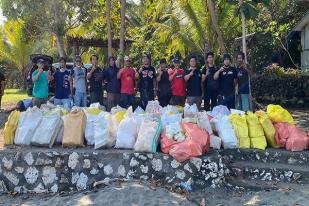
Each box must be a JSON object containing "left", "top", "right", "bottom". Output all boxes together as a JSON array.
[{"left": 252, "top": 67, "right": 309, "bottom": 107}]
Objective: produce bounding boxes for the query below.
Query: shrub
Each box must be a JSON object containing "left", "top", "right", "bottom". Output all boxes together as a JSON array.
[{"left": 251, "top": 67, "right": 309, "bottom": 107}]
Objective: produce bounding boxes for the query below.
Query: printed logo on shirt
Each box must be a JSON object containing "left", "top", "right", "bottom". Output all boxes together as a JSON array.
[
  {"left": 142, "top": 70, "right": 154, "bottom": 78},
  {"left": 223, "top": 71, "right": 233, "bottom": 76},
  {"left": 176, "top": 74, "right": 183, "bottom": 78}
]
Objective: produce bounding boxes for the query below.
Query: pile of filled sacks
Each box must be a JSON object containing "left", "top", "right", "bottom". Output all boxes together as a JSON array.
[
  {"left": 3, "top": 101, "right": 309, "bottom": 163},
  {"left": 210, "top": 104, "right": 309, "bottom": 152}
]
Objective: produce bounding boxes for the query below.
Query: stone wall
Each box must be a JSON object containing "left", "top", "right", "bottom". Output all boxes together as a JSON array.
[
  {"left": 0, "top": 147, "right": 228, "bottom": 193},
  {"left": 1, "top": 147, "right": 309, "bottom": 194}
]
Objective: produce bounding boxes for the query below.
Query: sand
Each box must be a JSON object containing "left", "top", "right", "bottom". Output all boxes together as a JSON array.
[{"left": 0, "top": 180, "right": 309, "bottom": 206}]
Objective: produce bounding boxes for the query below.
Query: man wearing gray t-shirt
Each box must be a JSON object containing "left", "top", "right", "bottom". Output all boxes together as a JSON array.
[{"left": 72, "top": 56, "right": 87, "bottom": 107}]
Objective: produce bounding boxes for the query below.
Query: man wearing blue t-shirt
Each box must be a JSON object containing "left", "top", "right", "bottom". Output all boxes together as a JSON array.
[{"left": 52, "top": 57, "right": 72, "bottom": 110}]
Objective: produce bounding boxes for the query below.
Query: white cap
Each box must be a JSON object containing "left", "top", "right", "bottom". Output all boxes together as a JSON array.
[{"left": 124, "top": 56, "right": 131, "bottom": 61}]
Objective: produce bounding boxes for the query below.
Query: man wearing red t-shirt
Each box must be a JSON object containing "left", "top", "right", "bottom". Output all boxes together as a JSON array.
[
  {"left": 117, "top": 56, "right": 137, "bottom": 108},
  {"left": 169, "top": 58, "right": 186, "bottom": 106}
]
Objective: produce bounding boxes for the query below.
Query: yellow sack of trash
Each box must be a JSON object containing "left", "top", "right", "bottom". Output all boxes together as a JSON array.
[
  {"left": 266, "top": 104, "right": 294, "bottom": 124},
  {"left": 114, "top": 110, "right": 126, "bottom": 122},
  {"left": 255, "top": 111, "right": 279, "bottom": 148},
  {"left": 86, "top": 107, "right": 102, "bottom": 115},
  {"left": 62, "top": 109, "right": 86, "bottom": 147},
  {"left": 4, "top": 111, "right": 21, "bottom": 145},
  {"left": 229, "top": 114, "right": 250, "bottom": 148},
  {"left": 246, "top": 112, "right": 267, "bottom": 150}
]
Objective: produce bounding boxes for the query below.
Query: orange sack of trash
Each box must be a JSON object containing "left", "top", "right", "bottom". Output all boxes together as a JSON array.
[
  {"left": 169, "top": 122, "right": 210, "bottom": 162},
  {"left": 160, "top": 131, "right": 179, "bottom": 154},
  {"left": 62, "top": 109, "right": 87, "bottom": 147},
  {"left": 274, "top": 123, "right": 308, "bottom": 151}
]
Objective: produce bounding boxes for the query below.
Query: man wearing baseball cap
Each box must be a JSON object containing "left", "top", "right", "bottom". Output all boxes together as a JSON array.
[
  {"left": 136, "top": 54, "right": 156, "bottom": 109},
  {"left": 32, "top": 59, "right": 49, "bottom": 108},
  {"left": 117, "top": 56, "right": 137, "bottom": 108},
  {"left": 214, "top": 53, "right": 238, "bottom": 109},
  {"left": 169, "top": 57, "right": 186, "bottom": 106}
]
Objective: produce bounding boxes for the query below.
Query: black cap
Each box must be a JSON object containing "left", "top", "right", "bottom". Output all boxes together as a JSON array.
[
  {"left": 160, "top": 58, "right": 167, "bottom": 64},
  {"left": 223, "top": 53, "right": 232, "bottom": 61},
  {"left": 173, "top": 57, "right": 180, "bottom": 63},
  {"left": 206, "top": 52, "right": 214, "bottom": 59},
  {"left": 37, "top": 59, "right": 45, "bottom": 64}
]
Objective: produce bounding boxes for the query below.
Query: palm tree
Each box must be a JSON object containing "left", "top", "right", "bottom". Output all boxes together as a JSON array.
[
  {"left": 230, "top": 0, "right": 270, "bottom": 62},
  {"left": 207, "top": 0, "right": 226, "bottom": 54},
  {"left": 0, "top": 20, "right": 34, "bottom": 89},
  {"left": 106, "top": 0, "right": 113, "bottom": 58},
  {"left": 119, "top": 0, "right": 126, "bottom": 64}
]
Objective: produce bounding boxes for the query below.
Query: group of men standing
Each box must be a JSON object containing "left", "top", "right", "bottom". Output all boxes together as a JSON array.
[{"left": 30, "top": 51, "right": 250, "bottom": 112}]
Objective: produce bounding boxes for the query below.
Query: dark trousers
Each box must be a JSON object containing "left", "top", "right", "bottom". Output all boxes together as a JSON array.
[
  {"left": 218, "top": 94, "right": 235, "bottom": 110},
  {"left": 120, "top": 94, "right": 135, "bottom": 109},
  {"left": 204, "top": 90, "right": 218, "bottom": 111},
  {"left": 90, "top": 92, "right": 104, "bottom": 106},
  {"left": 170, "top": 96, "right": 186, "bottom": 107},
  {"left": 158, "top": 94, "right": 171, "bottom": 107},
  {"left": 140, "top": 91, "right": 154, "bottom": 110},
  {"left": 107, "top": 93, "right": 120, "bottom": 112}
]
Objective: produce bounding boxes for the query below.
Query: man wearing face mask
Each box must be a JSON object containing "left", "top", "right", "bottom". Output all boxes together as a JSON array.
[{"left": 214, "top": 53, "right": 238, "bottom": 109}]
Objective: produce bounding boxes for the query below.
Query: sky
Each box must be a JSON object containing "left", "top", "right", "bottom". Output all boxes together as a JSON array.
[{"left": 0, "top": 8, "right": 7, "bottom": 25}]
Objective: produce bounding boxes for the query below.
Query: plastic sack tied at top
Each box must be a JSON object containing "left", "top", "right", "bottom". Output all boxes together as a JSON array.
[
  {"left": 229, "top": 114, "right": 250, "bottom": 149},
  {"left": 255, "top": 110, "right": 279, "bottom": 148},
  {"left": 4, "top": 111, "right": 20, "bottom": 145},
  {"left": 246, "top": 112, "right": 267, "bottom": 150},
  {"left": 267, "top": 104, "right": 294, "bottom": 124}
]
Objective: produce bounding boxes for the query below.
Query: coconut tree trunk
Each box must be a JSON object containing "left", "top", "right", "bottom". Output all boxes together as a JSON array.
[
  {"left": 207, "top": 0, "right": 226, "bottom": 54},
  {"left": 119, "top": 0, "right": 126, "bottom": 58},
  {"left": 239, "top": 0, "right": 247, "bottom": 63},
  {"left": 55, "top": 33, "right": 66, "bottom": 58},
  {"left": 106, "top": 0, "right": 113, "bottom": 58}
]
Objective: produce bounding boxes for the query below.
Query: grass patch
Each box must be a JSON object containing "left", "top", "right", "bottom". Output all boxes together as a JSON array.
[{"left": 2, "top": 89, "right": 29, "bottom": 104}]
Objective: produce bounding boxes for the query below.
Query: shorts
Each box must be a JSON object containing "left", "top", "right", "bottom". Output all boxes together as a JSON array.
[{"left": 32, "top": 97, "right": 47, "bottom": 108}]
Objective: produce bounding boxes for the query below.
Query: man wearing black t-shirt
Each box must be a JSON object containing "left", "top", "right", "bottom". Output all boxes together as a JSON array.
[
  {"left": 202, "top": 52, "right": 219, "bottom": 111},
  {"left": 214, "top": 54, "right": 238, "bottom": 109},
  {"left": 184, "top": 56, "right": 202, "bottom": 110},
  {"left": 137, "top": 55, "right": 156, "bottom": 109},
  {"left": 87, "top": 54, "right": 104, "bottom": 105},
  {"left": 236, "top": 52, "right": 250, "bottom": 111},
  {"left": 157, "top": 58, "right": 172, "bottom": 107}
]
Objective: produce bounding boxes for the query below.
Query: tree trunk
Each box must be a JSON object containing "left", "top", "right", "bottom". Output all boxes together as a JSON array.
[
  {"left": 55, "top": 33, "right": 66, "bottom": 58},
  {"left": 239, "top": 0, "right": 247, "bottom": 63},
  {"left": 21, "top": 67, "right": 28, "bottom": 90},
  {"left": 207, "top": 0, "right": 226, "bottom": 54},
  {"left": 106, "top": 0, "right": 113, "bottom": 58},
  {"left": 119, "top": 0, "right": 126, "bottom": 66}
]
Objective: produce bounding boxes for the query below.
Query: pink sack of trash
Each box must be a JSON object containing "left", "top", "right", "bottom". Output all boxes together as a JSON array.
[
  {"left": 169, "top": 122, "right": 210, "bottom": 162},
  {"left": 274, "top": 123, "right": 308, "bottom": 151}
]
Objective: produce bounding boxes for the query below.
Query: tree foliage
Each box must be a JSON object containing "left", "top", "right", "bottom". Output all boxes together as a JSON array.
[{"left": 0, "top": 0, "right": 307, "bottom": 79}]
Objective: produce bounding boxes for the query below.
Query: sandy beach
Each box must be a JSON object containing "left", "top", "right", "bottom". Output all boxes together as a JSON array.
[{"left": 0, "top": 180, "right": 309, "bottom": 206}]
